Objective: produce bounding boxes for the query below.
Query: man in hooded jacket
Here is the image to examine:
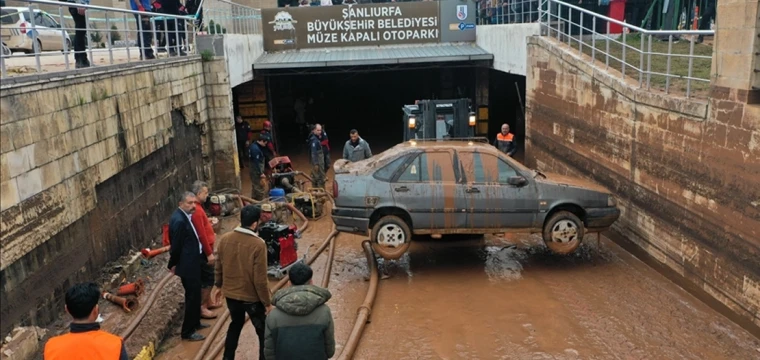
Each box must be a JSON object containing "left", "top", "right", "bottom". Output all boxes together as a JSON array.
[{"left": 264, "top": 262, "right": 335, "bottom": 360}]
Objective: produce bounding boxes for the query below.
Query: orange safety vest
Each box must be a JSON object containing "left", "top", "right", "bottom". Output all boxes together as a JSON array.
[
  {"left": 44, "top": 330, "right": 123, "bottom": 360},
  {"left": 496, "top": 132, "right": 514, "bottom": 142}
]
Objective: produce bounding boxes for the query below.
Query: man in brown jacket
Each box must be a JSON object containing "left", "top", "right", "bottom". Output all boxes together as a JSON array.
[{"left": 214, "top": 205, "right": 272, "bottom": 360}]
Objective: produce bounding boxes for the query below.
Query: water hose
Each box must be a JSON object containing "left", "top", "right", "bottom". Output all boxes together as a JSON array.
[
  {"left": 335, "top": 240, "right": 379, "bottom": 360},
  {"left": 103, "top": 293, "right": 139, "bottom": 313},
  {"left": 321, "top": 232, "right": 337, "bottom": 288},
  {"left": 201, "top": 224, "right": 339, "bottom": 360},
  {"left": 120, "top": 272, "right": 174, "bottom": 339}
]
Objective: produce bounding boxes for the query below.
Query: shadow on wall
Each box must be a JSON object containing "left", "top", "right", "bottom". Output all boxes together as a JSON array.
[{"left": 0, "top": 110, "right": 204, "bottom": 336}]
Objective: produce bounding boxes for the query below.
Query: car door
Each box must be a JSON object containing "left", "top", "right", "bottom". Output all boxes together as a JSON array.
[
  {"left": 42, "top": 13, "right": 64, "bottom": 50},
  {"left": 390, "top": 149, "right": 466, "bottom": 231},
  {"left": 30, "top": 11, "right": 50, "bottom": 49},
  {"left": 457, "top": 150, "right": 539, "bottom": 229}
]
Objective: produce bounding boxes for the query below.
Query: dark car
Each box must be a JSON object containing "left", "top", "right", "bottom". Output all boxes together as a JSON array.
[{"left": 331, "top": 138, "right": 621, "bottom": 259}]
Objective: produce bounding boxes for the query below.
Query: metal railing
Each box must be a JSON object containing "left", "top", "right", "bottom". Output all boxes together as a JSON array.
[
  {"left": 0, "top": 0, "right": 262, "bottom": 78},
  {"left": 0, "top": 0, "right": 198, "bottom": 77},
  {"left": 202, "top": 0, "right": 261, "bottom": 35},
  {"left": 476, "top": 0, "right": 540, "bottom": 25},
  {"left": 536, "top": 0, "right": 713, "bottom": 98}
]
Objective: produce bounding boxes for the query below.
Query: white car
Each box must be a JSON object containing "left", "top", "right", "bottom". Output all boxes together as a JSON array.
[{"left": 1, "top": 7, "right": 72, "bottom": 54}]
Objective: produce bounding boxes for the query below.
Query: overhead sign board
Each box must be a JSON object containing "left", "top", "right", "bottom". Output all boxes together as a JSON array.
[{"left": 262, "top": 0, "right": 477, "bottom": 52}]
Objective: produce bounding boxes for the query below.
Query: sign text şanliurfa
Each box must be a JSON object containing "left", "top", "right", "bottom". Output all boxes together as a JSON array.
[{"left": 262, "top": 2, "right": 441, "bottom": 51}]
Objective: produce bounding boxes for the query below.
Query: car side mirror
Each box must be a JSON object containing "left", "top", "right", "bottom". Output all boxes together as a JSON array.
[{"left": 507, "top": 176, "right": 527, "bottom": 187}]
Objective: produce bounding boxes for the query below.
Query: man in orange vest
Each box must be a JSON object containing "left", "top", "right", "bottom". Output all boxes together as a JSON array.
[
  {"left": 44, "top": 282, "right": 129, "bottom": 360},
  {"left": 493, "top": 123, "right": 517, "bottom": 157}
]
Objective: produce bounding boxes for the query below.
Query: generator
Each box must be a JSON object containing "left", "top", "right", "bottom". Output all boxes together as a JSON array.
[
  {"left": 268, "top": 156, "right": 302, "bottom": 193},
  {"left": 403, "top": 99, "right": 477, "bottom": 141},
  {"left": 207, "top": 193, "right": 236, "bottom": 217},
  {"left": 257, "top": 221, "right": 301, "bottom": 279},
  {"left": 290, "top": 189, "right": 327, "bottom": 219}
]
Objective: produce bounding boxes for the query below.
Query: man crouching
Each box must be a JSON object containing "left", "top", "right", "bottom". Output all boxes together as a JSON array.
[{"left": 264, "top": 262, "right": 335, "bottom": 360}]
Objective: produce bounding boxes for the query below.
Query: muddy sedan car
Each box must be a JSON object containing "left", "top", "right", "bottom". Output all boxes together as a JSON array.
[{"left": 331, "top": 139, "right": 621, "bottom": 259}]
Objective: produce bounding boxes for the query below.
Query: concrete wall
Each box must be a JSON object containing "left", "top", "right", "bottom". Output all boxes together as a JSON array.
[
  {"left": 197, "top": 34, "right": 264, "bottom": 88},
  {"left": 0, "top": 57, "right": 238, "bottom": 335},
  {"left": 525, "top": 36, "right": 760, "bottom": 328},
  {"left": 203, "top": 58, "right": 242, "bottom": 190},
  {"left": 476, "top": 23, "right": 541, "bottom": 76}
]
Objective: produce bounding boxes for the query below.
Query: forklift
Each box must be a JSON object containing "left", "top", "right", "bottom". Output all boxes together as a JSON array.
[{"left": 402, "top": 99, "right": 478, "bottom": 141}]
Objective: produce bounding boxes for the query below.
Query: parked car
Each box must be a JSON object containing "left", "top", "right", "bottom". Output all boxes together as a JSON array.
[
  {"left": 1, "top": 7, "right": 71, "bottom": 54},
  {"left": 331, "top": 138, "right": 621, "bottom": 259}
]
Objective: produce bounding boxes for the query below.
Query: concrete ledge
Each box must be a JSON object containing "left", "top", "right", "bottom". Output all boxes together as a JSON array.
[
  {"left": 0, "top": 56, "right": 202, "bottom": 91},
  {"left": 528, "top": 36, "right": 709, "bottom": 120}
]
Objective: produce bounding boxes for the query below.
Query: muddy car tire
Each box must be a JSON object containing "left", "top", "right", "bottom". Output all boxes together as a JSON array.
[
  {"left": 371, "top": 215, "right": 412, "bottom": 260},
  {"left": 542, "top": 211, "right": 584, "bottom": 255}
]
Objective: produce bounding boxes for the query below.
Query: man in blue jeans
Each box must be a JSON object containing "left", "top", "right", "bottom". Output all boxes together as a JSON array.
[{"left": 129, "top": 0, "right": 155, "bottom": 60}]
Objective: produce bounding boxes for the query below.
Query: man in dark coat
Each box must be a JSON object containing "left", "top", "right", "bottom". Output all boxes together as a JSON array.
[
  {"left": 168, "top": 191, "right": 208, "bottom": 341},
  {"left": 307, "top": 124, "right": 326, "bottom": 189},
  {"left": 235, "top": 116, "right": 252, "bottom": 169},
  {"left": 264, "top": 262, "right": 335, "bottom": 360}
]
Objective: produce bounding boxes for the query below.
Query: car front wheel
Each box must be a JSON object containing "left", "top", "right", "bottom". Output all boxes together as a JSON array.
[
  {"left": 371, "top": 215, "right": 412, "bottom": 260},
  {"left": 542, "top": 211, "right": 585, "bottom": 255}
]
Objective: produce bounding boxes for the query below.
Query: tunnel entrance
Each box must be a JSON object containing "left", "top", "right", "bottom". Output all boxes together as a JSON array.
[
  {"left": 263, "top": 65, "right": 479, "bottom": 153},
  {"left": 488, "top": 70, "right": 527, "bottom": 159}
]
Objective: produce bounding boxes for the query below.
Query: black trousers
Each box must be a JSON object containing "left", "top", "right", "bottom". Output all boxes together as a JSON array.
[
  {"left": 180, "top": 275, "right": 202, "bottom": 338},
  {"left": 133, "top": 14, "right": 154, "bottom": 58},
  {"left": 224, "top": 298, "right": 266, "bottom": 360},
  {"left": 68, "top": 8, "right": 87, "bottom": 62}
]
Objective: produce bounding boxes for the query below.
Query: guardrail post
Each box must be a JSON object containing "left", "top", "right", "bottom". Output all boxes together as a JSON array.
[
  {"left": 665, "top": 34, "right": 672, "bottom": 94},
  {"left": 591, "top": 16, "right": 595, "bottom": 64},
  {"left": 638, "top": 32, "right": 644, "bottom": 87},
  {"left": 687, "top": 35, "right": 695, "bottom": 98},
  {"left": 646, "top": 34, "right": 652, "bottom": 90},
  {"left": 124, "top": 14, "right": 131, "bottom": 63},
  {"left": 106, "top": 11, "right": 114, "bottom": 65},
  {"left": 85, "top": 10, "right": 94, "bottom": 66},
  {"left": 58, "top": 7, "right": 70, "bottom": 70},
  {"left": 605, "top": 21, "right": 609, "bottom": 70},
  {"left": 579, "top": 12, "right": 583, "bottom": 55},
  {"left": 28, "top": 2, "right": 41, "bottom": 73},
  {"left": 621, "top": 28, "right": 626, "bottom": 79}
]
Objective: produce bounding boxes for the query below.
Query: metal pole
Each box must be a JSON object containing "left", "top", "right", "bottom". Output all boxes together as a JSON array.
[
  {"left": 591, "top": 17, "right": 596, "bottom": 65},
  {"left": 137, "top": 14, "right": 145, "bottom": 59},
  {"left": 163, "top": 17, "right": 169, "bottom": 55},
  {"left": 605, "top": 21, "right": 610, "bottom": 70},
  {"left": 29, "top": 3, "right": 42, "bottom": 73},
  {"left": 106, "top": 11, "right": 113, "bottom": 65},
  {"left": 687, "top": 36, "right": 695, "bottom": 98},
  {"left": 638, "top": 32, "right": 644, "bottom": 87},
  {"left": 124, "top": 14, "right": 131, "bottom": 63},
  {"left": 647, "top": 34, "right": 652, "bottom": 90},
  {"left": 85, "top": 10, "right": 94, "bottom": 66},
  {"left": 174, "top": 18, "right": 179, "bottom": 54},
  {"left": 58, "top": 6, "right": 70, "bottom": 70},
  {"left": 666, "top": 34, "right": 673, "bottom": 93},
  {"left": 579, "top": 12, "right": 583, "bottom": 55},
  {"left": 621, "top": 28, "right": 626, "bottom": 78}
]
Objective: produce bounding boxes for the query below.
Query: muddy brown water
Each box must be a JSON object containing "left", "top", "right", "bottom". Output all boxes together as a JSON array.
[{"left": 156, "top": 151, "right": 759, "bottom": 359}]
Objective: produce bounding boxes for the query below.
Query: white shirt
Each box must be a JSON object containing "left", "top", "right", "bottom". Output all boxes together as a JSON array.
[{"left": 181, "top": 207, "right": 203, "bottom": 254}]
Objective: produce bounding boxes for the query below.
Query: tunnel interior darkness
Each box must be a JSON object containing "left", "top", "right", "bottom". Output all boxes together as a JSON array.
[
  {"left": 488, "top": 70, "right": 527, "bottom": 159},
  {"left": 266, "top": 66, "right": 478, "bottom": 153}
]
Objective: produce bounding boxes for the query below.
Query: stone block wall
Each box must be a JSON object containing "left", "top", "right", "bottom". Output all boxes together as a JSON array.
[
  {"left": 203, "top": 58, "right": 241, "bottom": 190},
  {"left": 525, "top": 36, "right": 760, "bottom": 328},
  {"left": 0, "top": 57, "right": 224, "bottom": 335}
]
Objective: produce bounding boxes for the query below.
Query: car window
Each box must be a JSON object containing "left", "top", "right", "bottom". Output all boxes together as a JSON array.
[
  {"left": 396, "top": 152, "right": 455, "bottom": 183},
  {"left": 43, "top": 14, "right": 59, "bottom": 28},
  {"left": 458, "top": 151, "right": 510, "bottom": 184},
  {"left": 33, "top": 12, "right": 46, "bottom": 26},
  {"left": 373, "top": 155, "right": 408, "bottom": 182},
  {"left": 497, "top": 159, "right": 518, "bottom": 184},
  {"left": 20, "top": 11, "right": 31, "bottom": 23},
  {"left": 0, "top": 10, "right": 20, "bottom": 25}
]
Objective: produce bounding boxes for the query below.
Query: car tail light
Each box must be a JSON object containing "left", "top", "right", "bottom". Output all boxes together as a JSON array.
[
  {"left": 20, "top": 23, "right": 27, "bottom": 34},
  {"left": 332, "top": 180, "right": 338, "bottom": 198}
]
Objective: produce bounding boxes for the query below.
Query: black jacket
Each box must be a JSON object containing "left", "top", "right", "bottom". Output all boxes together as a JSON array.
[
  {"left": 308, "top": 133, "right": 324, "bottom": 167},
  {"left": 167, "top": 208, "right": 202, "bottom": 279}
]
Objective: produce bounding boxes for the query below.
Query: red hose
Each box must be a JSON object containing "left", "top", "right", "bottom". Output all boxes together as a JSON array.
[{"left": 121, "top": 272, "right": 174, "bottom": 340}]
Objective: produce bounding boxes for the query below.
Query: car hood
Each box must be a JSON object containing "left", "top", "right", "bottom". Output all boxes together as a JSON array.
[{"left": 535, "top": 172, "right": 611, "bottom": 194}]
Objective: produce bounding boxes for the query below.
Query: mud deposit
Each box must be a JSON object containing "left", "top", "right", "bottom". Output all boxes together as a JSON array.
[{"left": 156, "top": 151, "right": 759, "bottom": 359}]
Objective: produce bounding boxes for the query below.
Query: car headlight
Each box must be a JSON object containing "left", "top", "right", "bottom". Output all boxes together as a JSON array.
[{"left": 607, "top": 195, "right": 617, "bottom": 207}]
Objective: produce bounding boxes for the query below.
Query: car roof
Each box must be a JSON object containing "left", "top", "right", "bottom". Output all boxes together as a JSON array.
[{"left": 387, "top": 139, "right": 533, "bottom": 172}]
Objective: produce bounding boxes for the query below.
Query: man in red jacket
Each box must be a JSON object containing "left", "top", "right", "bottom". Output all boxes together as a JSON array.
[{"left": 191, "top": 180, "right": 221, "bottom": 318}]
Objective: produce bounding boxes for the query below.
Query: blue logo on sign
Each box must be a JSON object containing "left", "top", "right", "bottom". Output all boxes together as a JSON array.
[{"left": 458, "top": 22, "right": 475, "bottom": 31}]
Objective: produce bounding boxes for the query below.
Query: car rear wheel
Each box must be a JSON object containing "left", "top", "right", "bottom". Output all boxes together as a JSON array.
[
  {"left": 33, "top": 39, "right": 42, "bottom": 54},
  {"left": 371, "top": 215, "right": 411, "bottom": 260},
  {"left": 542, "top": 211, "right": 584, "bottom": 255}
]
